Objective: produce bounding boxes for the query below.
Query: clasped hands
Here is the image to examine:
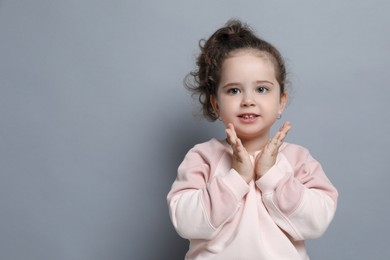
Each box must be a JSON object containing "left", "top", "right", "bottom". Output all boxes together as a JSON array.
[{"left": 225, "top": 122, "right": 291, "bottom": 183}]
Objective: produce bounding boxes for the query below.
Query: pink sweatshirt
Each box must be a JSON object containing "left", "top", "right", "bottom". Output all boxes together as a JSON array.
[{"left": 167, "top": 138, "right": 338, "bottom": 260}]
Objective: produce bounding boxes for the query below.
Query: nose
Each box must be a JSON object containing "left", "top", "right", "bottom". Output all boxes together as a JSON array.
[{"left": 241, "top": 93, "right": 255, "bottom": 107}]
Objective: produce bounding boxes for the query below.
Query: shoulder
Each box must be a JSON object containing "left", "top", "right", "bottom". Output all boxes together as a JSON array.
[
  {"left": 279, "top": 142, "right": 314, "bottom": 165},
  {"left": 280, "top": 142, "right": 309, "bottom": 154},
  {"left": 179, "top": 138, "right": 230, "bottom": 169},
  {"left": 190, "top": 138, "right": 230, "bottom": 158}
]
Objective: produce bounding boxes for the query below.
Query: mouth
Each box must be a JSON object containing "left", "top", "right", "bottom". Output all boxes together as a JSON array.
[{"left": 238, "top": 113, "right": 259, "bottom": 119}]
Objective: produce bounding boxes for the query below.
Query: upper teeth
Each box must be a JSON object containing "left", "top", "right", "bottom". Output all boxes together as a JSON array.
[{"left": 242, "top": 115, "right": 255, "bottom": 119}]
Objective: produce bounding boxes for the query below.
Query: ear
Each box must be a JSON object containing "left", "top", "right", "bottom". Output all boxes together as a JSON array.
[
  {"left": 210, "top": 95, "right": 219, "bottom": 115},
  {"left": 278, "top": 92, "right": 288, "bottom": 114}
]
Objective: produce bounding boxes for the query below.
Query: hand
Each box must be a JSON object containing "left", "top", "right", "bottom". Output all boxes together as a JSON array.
[
  {"left": 225, "top": 123, "right": 254, "bottom": 183},
  {"left": 255, "top": 121, "right": 291, "bottom": 179}
]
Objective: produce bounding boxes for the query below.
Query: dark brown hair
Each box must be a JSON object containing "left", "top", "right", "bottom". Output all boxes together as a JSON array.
[{"left": 185, "top": 19, "right": 288, "bottom": 121}]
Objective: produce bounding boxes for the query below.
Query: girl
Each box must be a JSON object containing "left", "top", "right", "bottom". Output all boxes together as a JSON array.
[{"left": 167, "top": 20, "right": 338, "bottom": 260}]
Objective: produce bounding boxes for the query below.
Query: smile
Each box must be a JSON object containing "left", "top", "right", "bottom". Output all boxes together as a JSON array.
[{"left": 239, "top": 114, "right": 259, "bottom": 119}]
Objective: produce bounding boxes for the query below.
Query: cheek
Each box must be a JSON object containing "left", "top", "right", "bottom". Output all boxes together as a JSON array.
[
  {"left": 217, "top": 102, "right": 235, "bottom": 120},
  {"left": 262, "top": 97, "right": 282, "bottom": 112},
  {"left": 218, "top": 104, "right": 230, "bottom": 117},
  {"left": 218, "top": 97, "right": 238, "bottom": 111}
]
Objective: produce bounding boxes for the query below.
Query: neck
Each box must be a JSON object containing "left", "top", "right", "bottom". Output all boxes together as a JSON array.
[{"left": 239, "top": 134, "right": 270, "bottom": 154}]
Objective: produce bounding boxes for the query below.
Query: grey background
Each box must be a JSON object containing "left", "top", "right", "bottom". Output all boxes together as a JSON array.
[{"left": 1, "top": 0, "right": 389, "bottom": 259}]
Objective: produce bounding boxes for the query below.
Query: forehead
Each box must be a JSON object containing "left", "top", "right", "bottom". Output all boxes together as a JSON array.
[
  {"left": 227, "top": 48, "right": 275, "bottom": 65},
  {"left": 220, "top": 50, "right": 277, "bottom": 80}
]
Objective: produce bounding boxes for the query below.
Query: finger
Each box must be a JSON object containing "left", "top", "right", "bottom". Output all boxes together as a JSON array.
[
  {"left": 225, "top": 123, "right": 238, "bottom": 145},
  {"left": 276, "top": 121, "right": 292, "bottom": 143},
  {"left": 227, "top": 123, "right": 238, "bottom": 139},
  {"left": 230, "top": 140, "right": 242, "bottom": 161},
  {"left": 226, "top": 126, "right": 245, "bottom": 159},
  {"left": 279, "top": 121, "right": 291, "bottom": 138},
  {"left": 232, "top": 136, "right": 244, "bottom": 154},
  {"left": 225, "top": 128, "right": 234, "bottom": 144},
  {"left": 262, "top": 141, "right": 278, "bottom": 158},
  {"left": 234, "top": 138, "right": 249, "bottom": 162},
  {"left": 266, "top": 131, "right": 284, "bottom": 156},
  {"left": 226, "top": 130, "right": 238, "bottom": 147},
  {"left": 271, "top": 131, "right": 281, "bottom": 146},
  {"left": 235, "top": 138, "right": 245, "bottom": 154}
]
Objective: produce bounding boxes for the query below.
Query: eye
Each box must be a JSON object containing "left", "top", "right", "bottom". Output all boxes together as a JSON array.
[
  {"left": 256, "top": 86, "right": 268, "bottom": 94},
  {"left": 227, "top": 88, "right": 241, "bottom": 95}
]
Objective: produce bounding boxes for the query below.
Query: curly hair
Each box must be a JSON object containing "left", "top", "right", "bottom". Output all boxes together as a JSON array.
[{"left": 185, "top": 19, "right": 288, "bottom": 121}]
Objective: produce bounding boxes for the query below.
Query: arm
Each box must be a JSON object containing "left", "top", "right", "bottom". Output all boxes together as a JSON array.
[
  {"left": 167, "top": 144, "right": 250, "bottom": 240},
  {"left": 256, "top": 148, "right": 338, "bottom": 240}
]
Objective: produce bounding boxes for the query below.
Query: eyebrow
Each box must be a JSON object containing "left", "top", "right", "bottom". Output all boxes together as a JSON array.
[
  {"left": 221, "top": 80, "right": 274, "bottom": 89},
  {"left": 255, "top": 80, "right": 274, "bottom": 86}
]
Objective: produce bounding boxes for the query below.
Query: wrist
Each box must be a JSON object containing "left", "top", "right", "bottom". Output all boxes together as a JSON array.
[
  {"left": 242, "top": 174, "right": 253, "bottom": 183},
  {"left": 235, "top": 168, "right": 253, "bottom": 183},
  {"left": 256, "top": 166, "right": 271, "bottom": 180}
]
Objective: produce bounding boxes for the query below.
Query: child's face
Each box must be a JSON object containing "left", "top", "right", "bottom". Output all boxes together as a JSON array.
[{"left": 211, "top": 50, "right": 287, "bottom": 141}]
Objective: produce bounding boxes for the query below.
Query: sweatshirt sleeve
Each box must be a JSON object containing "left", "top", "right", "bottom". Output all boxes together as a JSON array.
[
  {"left": 167, "top": 144, "right": 250, "bottom": 240},
  {"left": 256, "top": 146, "right": 338, "bottom": 241}
]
